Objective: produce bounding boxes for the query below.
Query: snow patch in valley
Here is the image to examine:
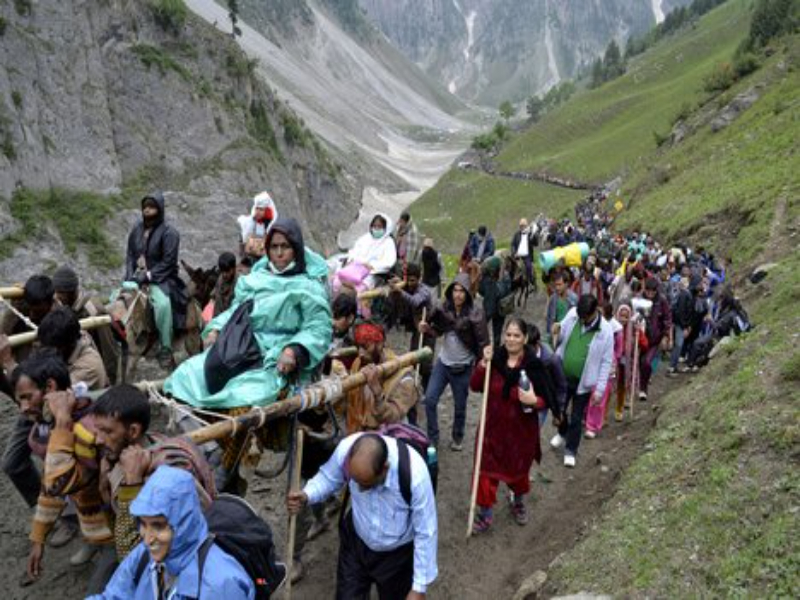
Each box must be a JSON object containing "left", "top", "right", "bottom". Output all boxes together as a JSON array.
[
  {"left": 448, "top": 0, "right": 476, "bottom": 94},
  {"left": 542, "top": 0, "right": 561, "bottom": 92},
  {"left": 651, "top": 0, "right": 666, "bottom": 24}
]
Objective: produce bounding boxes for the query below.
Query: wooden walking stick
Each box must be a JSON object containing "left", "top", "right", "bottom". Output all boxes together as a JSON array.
[
  {"left": 285, "top": 428, "right": 304, "bottom": 599},
  {"left": 466, "top": 358, "right": 492, "bottom": 539}
]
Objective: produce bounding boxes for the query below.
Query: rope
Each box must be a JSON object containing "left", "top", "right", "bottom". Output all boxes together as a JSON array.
[{"left": 0, "top": 296, "right": 38, "bottom": 332}]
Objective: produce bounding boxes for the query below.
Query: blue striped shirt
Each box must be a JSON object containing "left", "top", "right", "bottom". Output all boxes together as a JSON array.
[{"left": 304, "top": 433, "right": 438, "bottom": 593}]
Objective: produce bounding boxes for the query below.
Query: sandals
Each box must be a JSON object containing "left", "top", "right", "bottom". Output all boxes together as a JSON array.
[{"left": 472, "top": 511, "right": 493, "bottom": 534}]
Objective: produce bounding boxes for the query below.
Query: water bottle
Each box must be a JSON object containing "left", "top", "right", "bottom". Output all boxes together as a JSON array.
[
  {"left": 426, "top": 446, "right": 439, "bottom": 493},
  {"left": 519, "top": 369, "right": 534, "bottom": 413}
]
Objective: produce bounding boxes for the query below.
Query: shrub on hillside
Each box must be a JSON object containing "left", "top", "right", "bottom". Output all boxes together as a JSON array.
[
  {"left": 703, "top": 62, "right": 738, "bottom": 92},
  {"left": 733, "top": 52, "right": 761, "bottom": 78},
  {"left": 471, "top": 132, "right": 498, "bottom": 152},
  {"left": 149, "top": 0, "right": 187, "bottom": 35}
]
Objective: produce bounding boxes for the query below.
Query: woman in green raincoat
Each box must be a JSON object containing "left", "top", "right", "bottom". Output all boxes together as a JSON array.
[{"left": 164, "top": 218, "right": 332, "bottom": 409}]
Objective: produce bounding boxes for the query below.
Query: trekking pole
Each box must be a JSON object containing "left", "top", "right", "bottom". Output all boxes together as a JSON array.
[
  {"left": 285, "top": 428, "right": 304, "bottom": 600},
  {"left": 466, "top": 359, "right": 492, "bottom": 539}
]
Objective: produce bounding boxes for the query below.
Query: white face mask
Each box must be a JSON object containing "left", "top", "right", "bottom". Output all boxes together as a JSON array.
[{"left": 269, "top": 260, "right": 296, "bottom": 275}]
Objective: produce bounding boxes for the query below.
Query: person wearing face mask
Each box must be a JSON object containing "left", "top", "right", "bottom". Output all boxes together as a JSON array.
[
  {"left": 238, "top": 191, "right": 278, "bottom": 261},
  {"left": 164, "top": 218, "right": 331, "bottom": 412},
  {"left": 124, "top": 192, "right": 189, "bottom": 370},
  {"left": 334, "top": 213, "right": 398, "bottom": 301},
  {"left": 89, "top": 465, "right": 254, "bottom": 599}
]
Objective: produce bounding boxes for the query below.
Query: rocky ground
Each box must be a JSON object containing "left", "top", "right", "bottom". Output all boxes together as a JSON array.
[{"left": 0, "top": 294, "right": 674, "bottom": 599}]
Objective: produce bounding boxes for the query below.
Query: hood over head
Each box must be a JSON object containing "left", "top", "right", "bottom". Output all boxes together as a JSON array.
[
  {"left": 367, "top": 212, "right": 394, "bottom": 240},
  {"left": 444, "top": 273, "right": 474, "bottom": 309},
  {"left": 251, "top": 191, "right": 278, "bottom": 223},
  {"left": 141, "top": 191, "right": 165, "bottom": 226},
  {"left": 130, "top": 465, "right": 208, "bottom": 575},
  {"left": 265, "top": 217, "right": 306, "bottom": 275}
]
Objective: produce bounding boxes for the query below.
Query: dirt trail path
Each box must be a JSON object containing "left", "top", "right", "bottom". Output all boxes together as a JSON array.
[{"left": 0, "top": 294, "right": 672, "bottom": 599}]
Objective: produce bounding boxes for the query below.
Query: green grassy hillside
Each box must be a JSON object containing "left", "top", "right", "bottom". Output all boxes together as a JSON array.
[
  {"left": 615, "top": 40, "right": 800, "bottom": 265},
  {"left": 411, "top": 0, "right": 757, "bottom": 252},
  {"left": 412, "top": 169, "right": 584, "bottom": 252},
  {"left": 496, "top": 0, "right": 752, "bottom": 182}
]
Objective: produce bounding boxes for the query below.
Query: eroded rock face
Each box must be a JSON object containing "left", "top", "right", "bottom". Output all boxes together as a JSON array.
[
  {"left": 357, "top": 0, "right": 694, "bottom": 104},
  {"left": 0, "top": 0, "right": 359, "bottom": 290}
]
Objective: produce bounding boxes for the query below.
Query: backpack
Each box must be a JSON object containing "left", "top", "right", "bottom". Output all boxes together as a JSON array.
[
  {"left": 377, "top": 423, "right": 438, "bottom": 499},
  {"left": 134, "top": 494, "right": 287, "bottom": 599}
]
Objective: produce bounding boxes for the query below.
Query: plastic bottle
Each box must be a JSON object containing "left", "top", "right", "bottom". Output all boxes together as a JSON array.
[
  {"left": 426, "top": 446, "right": 439, "bottom": 493},
  {"left": 518, "top": 369, "right": 534, "bottom": 413}
]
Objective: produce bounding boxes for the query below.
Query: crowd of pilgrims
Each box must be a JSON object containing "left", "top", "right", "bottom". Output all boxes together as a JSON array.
[{"left": 0, "top": 189, "right": 751, "bottom": 599}]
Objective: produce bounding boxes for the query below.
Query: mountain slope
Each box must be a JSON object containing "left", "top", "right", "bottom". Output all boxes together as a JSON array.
[
  {"left": 359, "top": 0, "right": 694, "bottom": 105},
  {"left": 410, "top": 0, "right": 755, "bottom": 252},
  {"left": 192, "top": 0, "right": 477, "bottom": 245},
  {"left": 0, "top": 0, "right": 357, "bottom": 287}
]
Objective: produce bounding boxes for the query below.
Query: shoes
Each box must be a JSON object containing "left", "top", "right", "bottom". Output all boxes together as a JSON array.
[
  {"left": 666, "top": 367, "right": 678, "bottom": 377},
  {"left": 472, "top": 510, "right": 493, "bottom": 534},
  {"left": 510, "top": 501, "right": 528, "bottom": 526},
  {"left": 307, "top": 516, "right": 331, "bottom": 541},
  {"left": 69, "top": 544, "right": 99, "bottom": 566},
  {"left": 584, "top": 430, "right": 597, "bottom": 439},
  {"left": 690, "top": 365, "right": 700, "bottom": 373},
  {"left": 564, "top": 454, "right": 576, "bottom": 468},
  {"left": 289, "top": 558, "right": 305, "bottom": 585},
  {"left": 48, "top": 518, "right": 78, "bottom": 548},
  {"left": 615, "top": 411, "right": 624, "bottom": 422},
  {"left": 157, "top": 348, "right": 175, "bottom": 370},
  {"left": 639, "top": 391, "right": 648, "bottom": 402},
  {"left": 550, "top": 433, "right": 565, "bottom": 449},
  {"left": 449, "top": 439, "right": 464, "bottom": 452}
]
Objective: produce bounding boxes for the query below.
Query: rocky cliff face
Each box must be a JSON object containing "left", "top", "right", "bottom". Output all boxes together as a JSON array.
[
  {"left": 359, "top": 0, "right": 693, "bottom": 105},
  {"left": 0, "top": 0, "right": 358, "bottom": 289}
]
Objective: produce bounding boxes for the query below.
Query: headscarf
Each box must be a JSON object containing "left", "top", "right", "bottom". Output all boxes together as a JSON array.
[
  {"left": 354, "top": 322, "right": 385, "bottom": 346},
  {"left": 264, "top": 218, "right": 307, "bottom": 276}
]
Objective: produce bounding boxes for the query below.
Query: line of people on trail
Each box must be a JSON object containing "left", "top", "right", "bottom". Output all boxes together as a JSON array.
[{"left": 0, "top": 186, "right": 752, "bottom": 599}]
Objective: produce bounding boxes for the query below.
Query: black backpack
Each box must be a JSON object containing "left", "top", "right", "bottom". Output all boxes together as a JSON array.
[{"left": 134, "top": 494, "right": 287, "bottom": 599}]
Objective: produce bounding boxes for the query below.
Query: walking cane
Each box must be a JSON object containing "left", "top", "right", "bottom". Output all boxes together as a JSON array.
[
  {"left": 466, "top": 359, "right": 492, "bottom": 539},
  {"left": 285, "top": 428, "right": 305, "bottom": 599}
]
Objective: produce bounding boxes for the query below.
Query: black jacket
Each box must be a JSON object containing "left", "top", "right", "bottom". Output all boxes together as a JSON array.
[
  {"left": 672, "top": 287, "right": 693, "bottom": 328},
  {"left": 125, "top": 191, "right": 188, "bottom": 327},
  {"left": 428, "top": 273, "right": 489, "bottom": 358}
]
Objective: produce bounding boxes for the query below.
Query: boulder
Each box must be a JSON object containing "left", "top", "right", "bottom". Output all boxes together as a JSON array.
[{"left": 512, "top": 570, "right": 548, "bottom": 600}]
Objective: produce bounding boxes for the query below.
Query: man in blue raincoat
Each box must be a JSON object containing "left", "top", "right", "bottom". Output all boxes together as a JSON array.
[{"left": 88, "top": 465, "right": 254, "bottom": 599}]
